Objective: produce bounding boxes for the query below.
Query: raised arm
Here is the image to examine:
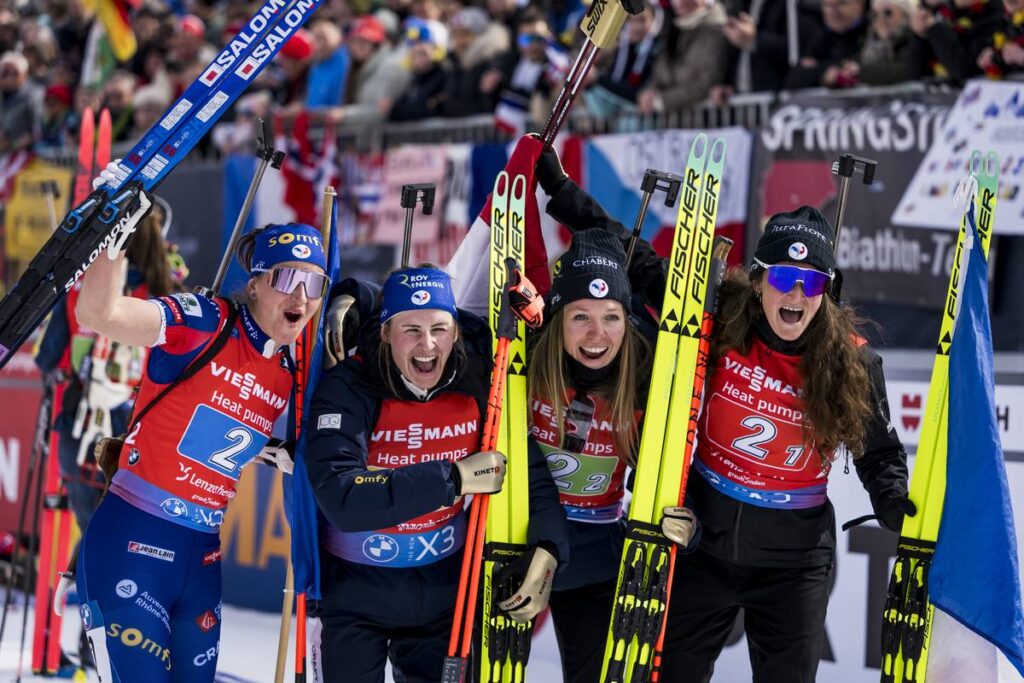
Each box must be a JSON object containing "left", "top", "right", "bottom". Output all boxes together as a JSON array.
[{"left": 76, "top": 247, "right": 162, "bottom": 348}]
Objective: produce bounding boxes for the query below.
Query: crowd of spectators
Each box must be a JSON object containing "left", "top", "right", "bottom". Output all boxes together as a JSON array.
[{"left": 0, "top": 0, "right": 1022, "bottom": 155}]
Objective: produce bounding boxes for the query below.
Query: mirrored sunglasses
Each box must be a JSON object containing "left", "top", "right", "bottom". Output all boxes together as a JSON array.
[
  {"left": 754, "top": 258, "right": 833, "bottom": 297},
  {"left": 253, "top": 267, "right": 329, "bottom": 299}
]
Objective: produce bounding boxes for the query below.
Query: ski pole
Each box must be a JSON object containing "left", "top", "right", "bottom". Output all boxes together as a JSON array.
[
  {"left": 539, "top": 0, "right": 646, "bottom": 147},
  {"left": 274, "top": 561, "right": 295, "bottom": 683},
  {"left": 0, "top": 374, "right": 55, "bottom": 645},
  {"left": 830, "top": 153, "right": 876, "bottom": 249},
  {"left": 399, "top": 183, "right": 436, "bottom": 268},
  {"left": 208, "top": 117, "right": 285, "bottom": 296},
  {"left": 626, "top": 170, "right": 683, "bottom": 268},
  {"left": 40, "top": 181, "right": 60, "bottom": 232}
]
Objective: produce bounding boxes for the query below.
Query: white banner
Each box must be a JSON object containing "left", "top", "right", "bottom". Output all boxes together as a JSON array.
[{"left": 894, "top": 79, "right": 1024, "bottom": 235}]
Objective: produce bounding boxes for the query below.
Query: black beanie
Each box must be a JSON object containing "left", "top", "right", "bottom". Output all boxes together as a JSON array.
[
  {"left": 548, "top": 229, "right": 631, "bottom": 316},
  {"left": 752, "top": 206, "right": 837, "bottom": 276}
]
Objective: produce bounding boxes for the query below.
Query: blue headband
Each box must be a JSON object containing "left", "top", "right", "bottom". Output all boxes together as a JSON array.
[
  {"left": 250, "top": 223, "right": 327, "bottom": 273},
  {"left": 380, "top": 268, "right": 458, "bottom": 325}
]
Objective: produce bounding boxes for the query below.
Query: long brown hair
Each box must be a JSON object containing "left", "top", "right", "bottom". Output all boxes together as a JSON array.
[
  {"left": 125, "top": 213, "right": 177, "bottom": 297},
  {"left": 711, "top": 268, "right": 873, "bottom": 458},
  {"left": 528, "top": 307, "right": 651, "bottom": 466}
]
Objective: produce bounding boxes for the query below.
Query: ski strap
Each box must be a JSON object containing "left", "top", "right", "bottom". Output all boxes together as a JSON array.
[{"left": 95, "top": 297, "right": 239, "bottom": 479}]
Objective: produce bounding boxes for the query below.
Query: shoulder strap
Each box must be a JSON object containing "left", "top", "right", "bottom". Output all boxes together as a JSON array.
[{"left": 127, "top": 297, "right": 240, "bottom": 430}]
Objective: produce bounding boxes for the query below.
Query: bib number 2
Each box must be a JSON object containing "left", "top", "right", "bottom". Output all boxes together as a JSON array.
[{"left": 178, "top": 405, "right": 267, "bottom": 478}]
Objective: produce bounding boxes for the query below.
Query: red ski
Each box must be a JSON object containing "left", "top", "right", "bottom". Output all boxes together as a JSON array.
[{"left": 31, "top": 108, "right": 111, "bottom": 675}]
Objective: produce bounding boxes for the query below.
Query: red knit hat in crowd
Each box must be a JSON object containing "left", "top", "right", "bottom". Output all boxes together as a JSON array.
[
  {"left": 280, "top": 29, "right": 314, "bottom": 60},
  {"left": 350, "top": 16, "right": 387, "bottom": 44}
]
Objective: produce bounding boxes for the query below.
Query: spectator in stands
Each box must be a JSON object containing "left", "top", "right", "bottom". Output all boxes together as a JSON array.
[
  {"left": 490, "top": 11, "right": 565, "bottom": 133},
  {"left": 330, "top": 16, "right": 411, "bottom": 124},
  {"left": 305, "top": 19, "right": 350, "bottom": 109},
  {"left": 102, "top": 70, "right": 137, "bottom": 141},
  {"left": 717, "top": 0, "right": 825, "bottom": 97},
  {"left": 170, "top": 14, "right": 217, "bottom": 70},
  {"left": 911, "top": 0, "right": 1003, "bottom": 81},
  {"left": 264, "top": 30, "right": 315, "bottom": 107},
  {"left": 978, "top": 0, "right": 1024, "bottom": 77},
  {"left": 784, "top": 0, "right": 870, "bottom": 88},
  {"left": 390, "top": 19, "right": 451, "bottom": 120},
  {"left": 441, "top": 7, "right": 504, "bottom": 117},
  {"left": 133, "top": 84, "right": 170, "bottom": 137},
  {"left": 0, "top": 51, "right": 38, "bottom": 153},
  {"left": 852, "top": 0, "right": 917, "bottom": 84},
  {"left": 584, "top": 1, "right": 663, "bottom": 117},
  {"left": 636, "top": 0, "right": 730, "bottom": 113},
  {"left": 0, "top": 8, "right": 18, "bottom": 53},
  {"left": 39, "top": 83, "right": 73, "bottom": 149},
  {"left": 52, "top": 0, "right": 94, "bottom": 85}
]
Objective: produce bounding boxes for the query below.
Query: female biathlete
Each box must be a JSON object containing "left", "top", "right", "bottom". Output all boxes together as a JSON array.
[
  {"left": 530, "top": 153, "right": 699, "bottom": 683},
  {"left": 305, "top": 266, "right": 569, "bottom": 683},
  {"left": 74, "top": 186, "right": 329, "bottom": 681},
  {"left": 649, "top": 206, "right": 916, "bottom": 682}
]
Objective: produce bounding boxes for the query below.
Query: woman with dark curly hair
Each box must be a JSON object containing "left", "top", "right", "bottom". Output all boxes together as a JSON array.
[{"left": 659, "top": 206, "right": 916, "bottom": 683}]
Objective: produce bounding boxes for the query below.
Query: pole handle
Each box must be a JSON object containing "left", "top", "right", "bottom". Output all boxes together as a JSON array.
[{"left": 626, "top": 169, "right": 683, "bottom": 268}]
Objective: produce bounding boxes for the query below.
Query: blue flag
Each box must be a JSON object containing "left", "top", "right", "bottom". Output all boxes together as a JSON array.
[
  {"left": 927, "top": 200, "right": 1024, "bottom": 678},
  {"left": 285, "top": 196, "right": 341, "bottom": 600}
]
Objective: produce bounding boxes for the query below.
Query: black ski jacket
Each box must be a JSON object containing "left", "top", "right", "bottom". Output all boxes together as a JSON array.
[
  {"left": 545, "top": 177, "right": 909, "bottom": 568},
  {"left": 306, "top": 291, "right": 569, "bottom": 620}
]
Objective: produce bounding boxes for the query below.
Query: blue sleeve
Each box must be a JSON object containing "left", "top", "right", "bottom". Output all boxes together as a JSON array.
[
  {"left": 35, "top": 297, "right": 70, "bottom": 372},
  {"left": 527, "top": 437, "right": 571, "bottom": 568},
  {"left": 305, "top": 360, "right": 459, "bottom": 533},
  {"left": 146, "top": 293, "right": 224, "bottom": 385}
]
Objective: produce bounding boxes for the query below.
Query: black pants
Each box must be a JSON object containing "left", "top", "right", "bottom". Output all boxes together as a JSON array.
[
  {"left": 660, "top": 549, "right": 832, "bottom": 683},
  {"left": 313, "top": 608, "right": 453, "bottom": 683},
  {"left": 548, "top": 579, "right": 617, "bottom": 683}
]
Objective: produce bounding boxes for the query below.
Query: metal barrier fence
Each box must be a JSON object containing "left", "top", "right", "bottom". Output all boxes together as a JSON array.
[{"left": 33, "top": 82, "right": 956, "bottom": 163}]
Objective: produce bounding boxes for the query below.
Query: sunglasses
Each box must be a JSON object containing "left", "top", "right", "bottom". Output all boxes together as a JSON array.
[
  {"left": 754, "top": 259, "right": 833, "bottom": 297},
  {"left": 253, "top": 267, "right": 329, "bottom": 299}
]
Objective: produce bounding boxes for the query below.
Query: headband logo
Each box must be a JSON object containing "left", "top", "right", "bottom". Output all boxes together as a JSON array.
[
  {"left": 589, "top": 278, "right": 609, "bottom": 298},
  {"left": 292, "top": 244, "right": 311, "bottom": 259},
  {"left": 411, "top": 290, "right": 431, "bottom": 305},
  {"left": 788, "top": 242, "right": 808, "bottom": 260}
]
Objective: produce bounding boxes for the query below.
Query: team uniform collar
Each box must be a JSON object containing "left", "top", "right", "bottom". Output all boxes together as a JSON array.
[{"left": 239, "top": 304, "right": 287, "bottom": 359}]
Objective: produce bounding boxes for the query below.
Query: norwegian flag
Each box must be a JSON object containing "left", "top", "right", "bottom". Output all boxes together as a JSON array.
[{"left": 273, "top": 114, "right": 342, "bottom": 228}]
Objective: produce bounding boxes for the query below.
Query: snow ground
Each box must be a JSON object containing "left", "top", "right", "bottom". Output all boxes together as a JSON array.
[{"left": 0, "top": 588, "right": 565, "bottom": 682}]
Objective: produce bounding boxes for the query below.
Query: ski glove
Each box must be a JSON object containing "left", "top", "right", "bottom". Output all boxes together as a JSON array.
[
  {"left": 661, "top": 506, "right": 698, "bottom": 548},
  {"left": 92, "top": 158, "right": 152, "bottom": 257},
  {"left": 255, "top": 438, "right": 294, "bottom": 475},
  {"left": 531, "top": 135, "right": 568, "bottom": 196},
  {"left": 325, "top": 294, "right": 358, "bottom": 369},
  {"left": 451, "top": 450, "right": 506, "bottom": 495},
  {"left": 496, "top": 545, "right": 558, "bottom": 623},
  {"left": 878, "top": 493, "right": 917, "bottom": 532}
]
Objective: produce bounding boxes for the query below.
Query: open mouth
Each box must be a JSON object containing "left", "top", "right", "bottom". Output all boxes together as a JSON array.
[
  {"left": 283, "top": 310, "right": 302, "bottom": 324},
  {"left": 579, "top": 346, "right": 609, "bottom": 361},
  {"left": 779, "top": 306, "right": 804, "bottom": 325},
  {"left": 411, "top": 355, "right": 439, "bottom": 375}
]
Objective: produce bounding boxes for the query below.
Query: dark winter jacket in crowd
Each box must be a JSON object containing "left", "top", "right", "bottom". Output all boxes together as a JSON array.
[
  {"left": 440, "top": 53, "right": 499, "bottom": 117},
  {"left": 911, "top": 0, "right": 1005, "bottom": 83},
  {"left": 785, "top": 18, "right": 870, "bottom": 88},
  {"left": 306, "top": 294, "right": 569, "bottom": 620},
  {"left": 388, "top": 62, "right": 451, "bottom": 122},
  {"left": 724, "top": 0, "right": 827, "bottom": 92}
]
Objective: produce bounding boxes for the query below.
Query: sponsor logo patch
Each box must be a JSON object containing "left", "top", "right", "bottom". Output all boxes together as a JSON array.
[
  {"left": 788, "top": 242, "right": 808, "bottom": 260},
  {"left": 202, "top": 549, "right": 222, "bottom": 566},
  {"left": 127, "top": 448, "right": 140, "bottom": 465},
  {"left": 362, "top": 534, "right": 400, "bottom": 563},
  {"left": 292, "top": 244, "right": 311, "bottom": 259},
  {"left": 318, "top": 413, "right": 342, "bottom": 430},
  {"left": 589, "top": 278, "right": 609, "bottom": 298},
  {"left": 411, "top": 290, "right": 431, "bottom": 306},
  {"left": 195, "top": 610, "right": 218, "bottom": 634},
  {"left": 127, "top": 541, "right": 176, "bottom": 562},
  {"left": 174, "top": 293, "right": 202, "bottom": 317},
  {"left": 116, "top": 579, "right": 138, "bottom": 598}
]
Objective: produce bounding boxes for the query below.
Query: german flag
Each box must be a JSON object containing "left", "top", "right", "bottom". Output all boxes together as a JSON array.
[{"left": 87, "top": 0, "right": 138, "bottom": 62}]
